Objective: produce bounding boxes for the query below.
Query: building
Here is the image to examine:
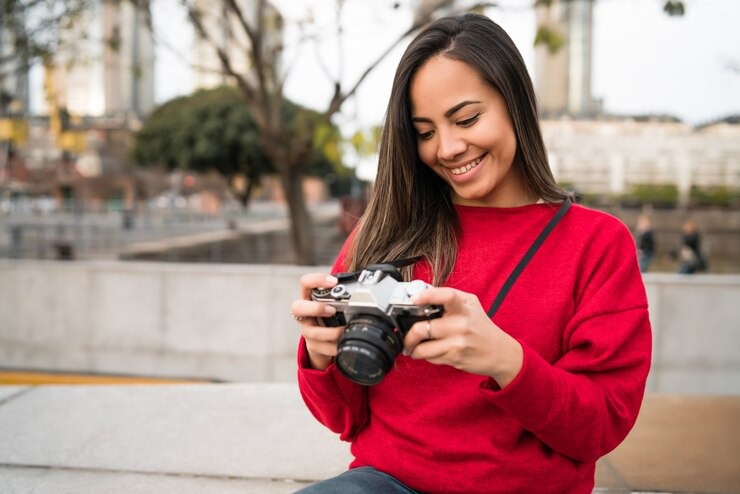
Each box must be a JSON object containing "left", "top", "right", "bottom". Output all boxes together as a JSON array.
[
  {"left": 534, "top": 0, "right": 602, "bottom": 117},
  {"left": 1, "top": 1, "right": 158, "bottom": 211},
  {"left": 542, "top": 115, "right": 740, "bottom": 204},
  {"left": 49, "top": 1, "right": 155, "bottom": 119}
]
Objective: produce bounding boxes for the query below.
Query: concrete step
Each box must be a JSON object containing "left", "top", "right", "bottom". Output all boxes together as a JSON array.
[{"left": 0, "top": 385, "right": 737, "bottom": 493}]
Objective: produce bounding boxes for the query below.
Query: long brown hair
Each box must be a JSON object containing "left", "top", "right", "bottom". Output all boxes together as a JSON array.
[{"left": 346, "top": 13, "right": 567, "bottom": 285}]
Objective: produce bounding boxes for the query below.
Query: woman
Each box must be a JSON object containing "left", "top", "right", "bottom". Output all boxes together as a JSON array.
[{"left": 290, "top": 13, "right": 651, "bottom": 494}]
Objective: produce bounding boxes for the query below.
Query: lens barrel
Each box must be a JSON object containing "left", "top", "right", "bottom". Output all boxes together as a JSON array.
[{"left": 335, "top": 315, "right": 404, "bottom": 385}]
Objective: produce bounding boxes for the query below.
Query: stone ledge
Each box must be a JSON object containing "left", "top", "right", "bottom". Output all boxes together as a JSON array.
[{"left": 0, "top": 384, "right": 737, "bottom": 493}]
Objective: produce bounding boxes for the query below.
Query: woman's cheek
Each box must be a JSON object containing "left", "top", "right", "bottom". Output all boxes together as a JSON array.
[{"left": 417, "top": 143, "right": 436, "bottom": 169}]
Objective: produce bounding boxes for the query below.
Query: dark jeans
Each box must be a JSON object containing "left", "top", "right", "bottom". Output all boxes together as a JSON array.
[{"left": 294, "top": 466, "right": 419, "bottom": 493}]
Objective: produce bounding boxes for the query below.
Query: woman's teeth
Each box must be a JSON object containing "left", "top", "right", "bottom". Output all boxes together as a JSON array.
[{"left": 451, "top": 156, "right": 482, "bottom": 175}]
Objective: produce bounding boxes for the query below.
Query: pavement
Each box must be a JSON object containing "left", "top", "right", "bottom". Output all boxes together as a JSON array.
[{"left": 0, "top": 383, "right": 738, "bottom": 494}]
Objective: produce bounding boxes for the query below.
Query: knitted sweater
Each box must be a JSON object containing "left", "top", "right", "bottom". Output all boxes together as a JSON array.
[{"left": 297, "top": 202, "right": 652, "bottom": 494}]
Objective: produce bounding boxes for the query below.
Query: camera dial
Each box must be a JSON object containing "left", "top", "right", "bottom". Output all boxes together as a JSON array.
[{"left": 330, "top": 285, "right": 351, "bottom": 299}]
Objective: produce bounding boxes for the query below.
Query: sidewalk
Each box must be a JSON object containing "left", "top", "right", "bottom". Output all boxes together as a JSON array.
[{"left": 0, "top": 384, "right": 738, "bottom": 493}]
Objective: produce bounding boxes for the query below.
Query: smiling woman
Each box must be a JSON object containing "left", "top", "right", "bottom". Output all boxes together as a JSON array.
[
  {"left": 411, "top": 57, "right": 522, "bottom": 207},
  {"left": 290, "top": 13, "right": 652, "bottom": 494}
]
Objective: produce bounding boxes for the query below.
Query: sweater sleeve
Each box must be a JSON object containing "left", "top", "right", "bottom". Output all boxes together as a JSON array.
[
  {"left": 296, "top": 235, "right": 370, "bottom": 442},
  {"left": 297, "top": 338, "right": 369, "bottom": 441},
  {"left": 481, "top": 219, "right": 652, "bottom": 463}
]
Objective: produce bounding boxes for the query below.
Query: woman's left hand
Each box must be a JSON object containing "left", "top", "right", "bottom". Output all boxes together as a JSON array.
[{"left": 403, "top": 287, "right": 523, "bottom": 388}]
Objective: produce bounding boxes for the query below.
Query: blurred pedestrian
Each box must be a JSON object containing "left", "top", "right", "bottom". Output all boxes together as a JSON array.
[
  {"left": 677, "top": 219, "right": 707, "bottom": 274},
  {"left": 635, "top": 214, "right": 656, "bottom": 273}
]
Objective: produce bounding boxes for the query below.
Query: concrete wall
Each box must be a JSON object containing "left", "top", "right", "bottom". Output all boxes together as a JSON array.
[
  {"left": 1, "top": 260, "right": 739, "bottom": 394},
  {"left": 645, "top": 274, "right": 740, "bottom": 394},
  {"left": 0, "top": 261, "right": 309, "bottom": 383}
]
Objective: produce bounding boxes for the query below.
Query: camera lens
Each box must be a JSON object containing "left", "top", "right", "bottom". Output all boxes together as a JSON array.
[{"left": 335, "top": 315, "right": 404, "bottom": 386}]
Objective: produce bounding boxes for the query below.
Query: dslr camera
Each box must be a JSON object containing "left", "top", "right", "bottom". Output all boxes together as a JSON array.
[{"left": 311, "top": 263, "right": 443, "bottom": 386}]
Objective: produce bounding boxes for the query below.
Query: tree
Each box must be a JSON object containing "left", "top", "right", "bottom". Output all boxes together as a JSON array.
[
  {"left": 125, "top": 0, "right": 496, "bottom": 265},
  {"left": 133, "top": 85, "right": 344, "bottom": 207}
]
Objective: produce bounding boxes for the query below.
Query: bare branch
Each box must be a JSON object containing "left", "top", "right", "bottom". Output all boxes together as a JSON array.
[
  {"left": 324, "top": 1, "right": 497, "bottom": 119},
  {"left": 182, "top": 0, "right": 262, "bottom": 124}
]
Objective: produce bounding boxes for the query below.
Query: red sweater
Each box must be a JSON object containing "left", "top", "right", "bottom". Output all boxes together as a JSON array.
[{"left": 297, "top": 203, "right": 652, "bottom": 494}]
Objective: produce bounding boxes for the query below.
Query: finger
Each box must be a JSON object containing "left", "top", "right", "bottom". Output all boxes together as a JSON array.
[
  {"left": 403, "top": 317, "right": 444, "bottom": 355},
  {"left": 305, "top": 341, "right": 339, "bottom": 359},
  {"left": 302, "top": 324, "right": 344, "bottom": 344},
  {"left": 291, "top": 299, "right": 337, "bottom": 321},
  {"left": 300, "top": 273, "right": 338, "bottom": 300},
  {"left": 412, "top": 287, "right": 479, "bottom": 313},
  {"left": 410, "top": 286, "right": 459, "bottom": 307},
  {"left": 407, "top": 337, "right": 450, "bottom": 362}
]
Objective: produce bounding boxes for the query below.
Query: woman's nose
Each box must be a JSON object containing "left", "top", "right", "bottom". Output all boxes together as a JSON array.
[{"left": 436, "top": 129, "right": 467, "bottom": 163}]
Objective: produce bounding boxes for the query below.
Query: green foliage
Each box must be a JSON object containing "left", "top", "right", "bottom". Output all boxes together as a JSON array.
[
  {"left": 663, "top": 1, "right": 686, "bottom": 16},
  {"left": 534, "top": 25, "right": 565, "bottom": 54},
  {"left": 133, "top": 86, "right": 269, "bottom": 180},
  {"left": 349, "top": 126, "right": 382, "bottom": 157},
  {"left": 621, "top": 183, "right": 679, "bottom": 208},
  {"left": 133, "top": 86, "right": 347, "bottom": 197},
  {"left": 280, "top": 100, "right": 346, "bottom": 179},
  {"left": 689, "top": 185, "right": 739, "bottom": 208}
]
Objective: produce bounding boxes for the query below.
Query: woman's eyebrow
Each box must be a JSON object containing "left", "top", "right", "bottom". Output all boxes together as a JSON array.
[
  {"left": 412, "top": 100, "right": 482, "bottom": 123},
  {"left": 444, "top": 100, "right": 481, "bottom": 118}
]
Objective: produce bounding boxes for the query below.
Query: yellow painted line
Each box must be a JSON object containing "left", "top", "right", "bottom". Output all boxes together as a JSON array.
[{"left": 0, "top": 371, "right": 208, "bottom": 386}]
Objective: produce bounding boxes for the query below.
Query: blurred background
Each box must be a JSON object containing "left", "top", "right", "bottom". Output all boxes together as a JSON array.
[
  {"left": 0, "top": 0, "right": 738, "bottom": 384},
  {"left": 0, "top": 5, "right": 738, "bottom": 492}
]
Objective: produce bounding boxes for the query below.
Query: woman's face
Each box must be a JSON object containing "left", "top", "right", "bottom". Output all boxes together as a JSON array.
[{"left": 410, "top": 55, "right": 528, "bottom": 207}]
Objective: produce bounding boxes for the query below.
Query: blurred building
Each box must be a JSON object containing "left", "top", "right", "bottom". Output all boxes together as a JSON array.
[
  {"left": 542, "top": 115, "right": 740, "bottom": 205},
  {"left": 50, "top": 1, "right": 155, "bottom": 118},
  {"left": 535, "top": 0, "right": 602, "bottom": 117},
  {"left": 533, "top": 0, "right": 738, "bottom": 205},
  {"left": 2, "top": 1, "right": 157, "bottom": 212}
]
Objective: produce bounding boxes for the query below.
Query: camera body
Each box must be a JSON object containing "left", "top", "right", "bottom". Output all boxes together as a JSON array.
[{"left": 311, "top": 264, "right": 443, "bottom": 385}]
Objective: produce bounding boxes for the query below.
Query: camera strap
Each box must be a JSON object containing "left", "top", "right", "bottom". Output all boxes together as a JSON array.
[
  {"left": 487, "top": 197, "right": 572, "bottom": 318},
  {"left": 334, "top": 256, "right": 422, "bottom": 283}
]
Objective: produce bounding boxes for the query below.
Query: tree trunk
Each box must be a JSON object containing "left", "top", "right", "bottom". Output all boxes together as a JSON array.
[
  {"left": 280, "top": 170, "right": 315, "bottom": 265},
  {"left": 235, "top": 178, "right": 255, "bottom": 210}
]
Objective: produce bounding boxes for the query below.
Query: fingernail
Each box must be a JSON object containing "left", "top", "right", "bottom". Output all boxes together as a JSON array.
[
  {"left": 327, "top": 275, "right": 338, "bottom": 284},
  {"left": 324, "top": 305, "right": 336, "bottom": 315},
  {"left": 402, "top": 349, "right": 410, "bottom": 356}
]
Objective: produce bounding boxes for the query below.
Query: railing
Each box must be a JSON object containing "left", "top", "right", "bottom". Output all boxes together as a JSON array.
[{"left": 0, "top": 201, "right": 342, "bottom": 262}]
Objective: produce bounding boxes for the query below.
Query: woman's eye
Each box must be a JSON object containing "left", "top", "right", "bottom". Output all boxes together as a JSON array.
[
  {"left": 417, "top": 130, "right": 435, "bottom": 141},
  {"left": 458, "top": 113, "right": 480, "bottom": 127}
]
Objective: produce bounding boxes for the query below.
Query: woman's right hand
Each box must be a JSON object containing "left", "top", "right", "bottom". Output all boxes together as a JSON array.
[{"left": 291, "top": 273, "right": 343, "bottom": 371}]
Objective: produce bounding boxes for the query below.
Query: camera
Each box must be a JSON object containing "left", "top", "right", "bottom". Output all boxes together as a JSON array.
[{"left": 311, "top": 263, "right": 443, "bottom": 386}]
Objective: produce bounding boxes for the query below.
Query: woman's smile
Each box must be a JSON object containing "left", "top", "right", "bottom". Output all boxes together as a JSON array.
[{"left": 448, "top": 153, "right": 485, "bottom": 176}]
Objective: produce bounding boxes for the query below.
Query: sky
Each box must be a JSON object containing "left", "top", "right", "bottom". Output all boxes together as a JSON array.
[{"left": 153, "top": 0, "right": 740, "bottom": 132}]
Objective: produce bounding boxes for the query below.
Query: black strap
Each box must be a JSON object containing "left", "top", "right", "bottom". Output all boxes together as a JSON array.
[
  {"left": 487, "top": 198, "right": 572, "bottom": 318},
  {"left": 334, "top": 256, "right": 422, "bottom": 283}
]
